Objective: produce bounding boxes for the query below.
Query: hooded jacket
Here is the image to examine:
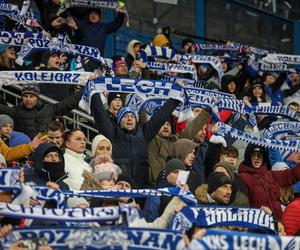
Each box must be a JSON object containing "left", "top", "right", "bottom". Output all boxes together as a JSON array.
[
  {"left": 27, "top": 143, "right": 69, "bottom": 190},
  {"left": 238, "top": 144, "right": 300, "bottom": 219}
]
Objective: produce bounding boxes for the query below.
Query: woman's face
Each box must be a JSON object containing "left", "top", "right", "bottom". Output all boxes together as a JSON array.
[
  {"left": 251, "top": 152, "right": 264, "bottom": 169},
  {"left": 184, "top": 149, "right": 196, "bottom": 167},
  {"left": 95, "top": 140, "right": 112, "bottom": 157},
  {"left": 5, "top": 47, "right": 16, "bottom": 60},
  {"left": 252, "top": 86, "right": 263, "bottom": 98},
  {"left": 227, "top": 82, "right": 236, "bottom": 93},
  {"left": 66, "top": 131, "right": 86, "bottom": 154}
]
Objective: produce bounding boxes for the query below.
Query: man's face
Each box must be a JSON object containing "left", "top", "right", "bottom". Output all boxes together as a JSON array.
[
  {"left": 47, "top": 129, "right": 64, "bottom": 147},
  {"left": 116, "top": 181, "right": 131, "bottom": 190},
  {"left": 43, "top": 151, "right": 60, "bottom": 163},
  {"left": 166, "top": 170, "right": 179, "bottom": 185},
  {"left": 211, "top": 184, "right": 232, "bottom": 205},
  {"left": 115, "top": 62, "right": 128, "bottom": 76},
  {"left": 264, "top": 75, "right": 276, "bottom": 86},
  {"left": 158, "top": 122, "right": 172, "bottom": 137},
  {"left": 251, "top": 152, "right": 264, "bottom": 169},
  {"left": 220, "top": 154, "right": 237, "bottom": 167},
  {"left": 22, "top": 94, "right": 38, "bottom": 109},
  {"left": 194, "top": 124, "right": 207, "bottom": 143},
  {"left": 47, "top": 54, "right": 60, "bottom": 69},
  {"left": 120, "top": 113, "right": 136, "bottom": 130},
  {"left": 0, "top": 123, "right": 13, "bottom": 138},
  {"left": 89, "top": 11, "right": 100, "bottom": 23},
  {"left": 290, "top": 73, "right": 299, "bottom": 84}
]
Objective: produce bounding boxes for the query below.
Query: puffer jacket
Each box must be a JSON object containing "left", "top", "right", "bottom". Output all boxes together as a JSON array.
[
  {"left": 281, "top": 197, "right": 300, "bottom": 236},
  {"left": 0, "top": 90, "right": 83, "bottom": 138}
]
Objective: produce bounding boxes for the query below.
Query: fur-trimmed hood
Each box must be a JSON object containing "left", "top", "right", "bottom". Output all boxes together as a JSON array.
[
  {"left": 80, "top": 170, "right": 103, "bottom": 190},
  {"left": 195, "top": 184, "right": 216, "bottom": 205}
]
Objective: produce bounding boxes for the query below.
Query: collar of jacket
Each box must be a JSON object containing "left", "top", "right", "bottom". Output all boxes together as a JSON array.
[{"left": 64, "top": 148, "right": 86, "bottom": 160}]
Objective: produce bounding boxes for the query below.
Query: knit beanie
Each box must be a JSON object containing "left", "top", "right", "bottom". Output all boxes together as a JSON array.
[
  {"left": 94, "top": 162, "right": 118, "bottom": 181},
  {"left": 165, "top": 158, "right": 186, "bottom": 177},
  {"left": 207, "top": 172, "right": 232, "bottom": 194},
  {"left": 107, "top": 93, "right": 123, "bottom": 107},
  {"left": 152, "top": 34, "right": 169, "bottom": 47},
  {"left": 117, "top": 107, "right": 139, "bottom": 126},
  {"left": 21, "top": 83, "right": 40, "bottom": 97},
  {"left": 0, "top": 114, "right": 14, "bottom": 128},
  {"left": 213, "top": 162, "right": 235, "bottom": 181},
  {"left": 171, "top": 139, "right": 198, "bottom": 162},
  {"left": 91, "top": 134, "right": 112, "bottom": 157},
  {"left": 116, "top": 174, "right": 136, "bottom": 189}
]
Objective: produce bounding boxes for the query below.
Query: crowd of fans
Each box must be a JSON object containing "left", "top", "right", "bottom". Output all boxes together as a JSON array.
[{"left": 0, "top": 0, "right": 300, "bottom": 249}]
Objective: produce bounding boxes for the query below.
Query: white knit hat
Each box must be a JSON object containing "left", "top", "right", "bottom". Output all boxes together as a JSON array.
[{"left": 91, "top": 134, "right": 112, "bottom": 157}]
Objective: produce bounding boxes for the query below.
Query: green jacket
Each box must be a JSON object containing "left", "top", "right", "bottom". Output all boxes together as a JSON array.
[{"left": 148, "top": 110, "right": 210, "bottom": 186}]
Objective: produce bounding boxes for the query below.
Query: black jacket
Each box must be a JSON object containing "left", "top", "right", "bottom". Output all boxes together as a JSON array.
[
  {"left": 0, "top": 90, "right": 82, "bottom": 138},
  {"left": 26, "top": 143, "right": 69, "bottom": 190},
  {"left": 91, "top": 94, "right": 180, "bottom": 187}
]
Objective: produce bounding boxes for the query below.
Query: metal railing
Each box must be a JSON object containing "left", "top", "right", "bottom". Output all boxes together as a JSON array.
[{"left": 0, "top": 85, "right": 98, "bottom": 152}]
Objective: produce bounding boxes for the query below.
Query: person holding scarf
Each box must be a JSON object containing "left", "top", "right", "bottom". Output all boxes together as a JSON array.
[
  {"left": 238, "top": 144, "right": 300, "bottom": 220},
  {"left": 90, "top": 84, "right": 181, "bottom": 187}
]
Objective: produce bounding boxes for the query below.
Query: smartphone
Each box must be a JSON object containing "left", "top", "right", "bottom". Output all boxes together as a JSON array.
[
  {"left": 38, "top": 131, "right": 48, "bottom": 138},
  {"left": 176, "top": 170, "right": 190, "bottom": 185}
]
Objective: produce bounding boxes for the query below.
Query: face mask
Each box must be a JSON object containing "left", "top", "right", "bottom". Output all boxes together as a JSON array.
[{"left": 42, "top": 161, "right": 65, "bottom": 181}]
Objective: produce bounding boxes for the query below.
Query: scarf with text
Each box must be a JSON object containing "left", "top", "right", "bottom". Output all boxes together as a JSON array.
[
  {"left": 2, "top": 226, "right": 184, "bottom": 250},
  {"left": 263, "top": 122, "right": 300, "bottom": 139},
  {"left": 0, "top": 168, "right": 20, "bottom": 190},
  {"left": 210, "top": 122, "right": 300, "bottom": 152},
  {"left": 262, "top": 54, "right": 300, "bottom": 65},
  {"left": 0, "top": 31, "right": 46, "bottom": 46},
  {"left": 188, "top": 229, "right": 300, "bottom": 250},
  {"left": 0, "top": 70, "right": 92, "bottom": 88},
  {"left": 171, "top": 206, "right": 276, "bottom": 234},
  {"left": 162, "top": 75, "right": 206, "bottom": 88}
]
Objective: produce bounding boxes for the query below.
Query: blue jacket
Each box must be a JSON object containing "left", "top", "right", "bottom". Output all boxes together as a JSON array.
[{"left": 75, "top": 13, "right": 124, "bottom": 55}]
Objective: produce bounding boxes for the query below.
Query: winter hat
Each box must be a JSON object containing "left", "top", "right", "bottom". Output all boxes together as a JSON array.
[
  {"left": 94, "top": 162, "right": 119, "bottom": 181},
  {"left": 171, "top": 139, "right": 198, "bottom": 162},
  {"left": 127, "top": 39, "right": 142, "bottom": 57},
  {"left": 107, "top": 93, "right": 123, "bottom": 107},
  {"left": 213, "top": 162, "right": 235, "bottom": 181},
  {"left": 116, "top": 174, "right": 136, "bottom": 189},
  {"left": 21, "top": 83, "right": 40, "bottom": 97},
  {"left": 0, "top": 114, "right": 14, "bottom": 128},
  {"left": 244, "top": 144, "right": 267, "bottom": 167},
  {"left": 165, "top": 158, "right": 186, "bottom": 177},
  {"left": 152, "top": 34, "right": 169, "bottom": 47},
  {"left": 207, "top": 172, "right": 232, "bottom": 194},
  {"left": 117, "top": 107, "right": 139, "bottom": 126},
  {"left": 112, "top": 55, "right": 126, "bottom": 72},
  {"left": 91, "top": 134, "right": 112, "bottom": 157}
]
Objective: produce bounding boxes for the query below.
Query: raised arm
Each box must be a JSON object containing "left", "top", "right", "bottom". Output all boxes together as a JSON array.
[
  {"left": 143, "top": 99, "right": 180, "bottom": 142},
  {"left": 91, "top": 93, "right": 115, "bottom": 139}
]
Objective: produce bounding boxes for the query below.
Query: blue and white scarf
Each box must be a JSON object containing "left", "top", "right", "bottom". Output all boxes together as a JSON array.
[
  {"left": 0, "top": 30, "right": 47, "bottom": 46},
  {"left": 63, "top": 187, "right": 197, "bottom": 205},
  {"left": 188, "top": 229, "right": 300, "bottom": 250},
  {"left": 263, "top": 122, "right": 300, "bottom": 139},
  {"left": 196, "top": 42, "right": 242, "bottom": 52},
  {"left": 0, "top": 168, "right": 20, "bottom": 190},
  {"left": 211, "top": 122, "right": 300, "bottom": 152},
  {"left": 262, "top": 53, "right": 300, "bottom": 65},
  {"left": 2, "top": 226, "right": 184, "bottom": 250},
  {"left": 0, "top": 70, "right": 92, "bottom": 88},
  {"left": 251, "top": 61, "right": 296, "bottom": 73},
  {"left": 0, "top": 202, "right": 139, "bottom": 223},
  {"left": 253, "top": 103, "right": 299, "bottom": 121},
  {"left": 16, "top": 37, "right": 112, "bottom": 67},
  {"left": 141, "top": 45, "right": 223, "bottom": 80},
  {"left": 171, "top": 206, "right": 276, "bottom": 234},
  {"left": 61, "top": 0, "right": 118, "bottom": 9},
  {"left": 79, "top": 76, "right": 191, "bottom": 121},
  {"left": 33, "top": 186, "right": 67, "bottom": 209},
  {"left": 147, "top": 61, "right": 196, "bottom": 76},
  {"left": 162, "top": 75, "right": 206, "bottom": 88}
]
